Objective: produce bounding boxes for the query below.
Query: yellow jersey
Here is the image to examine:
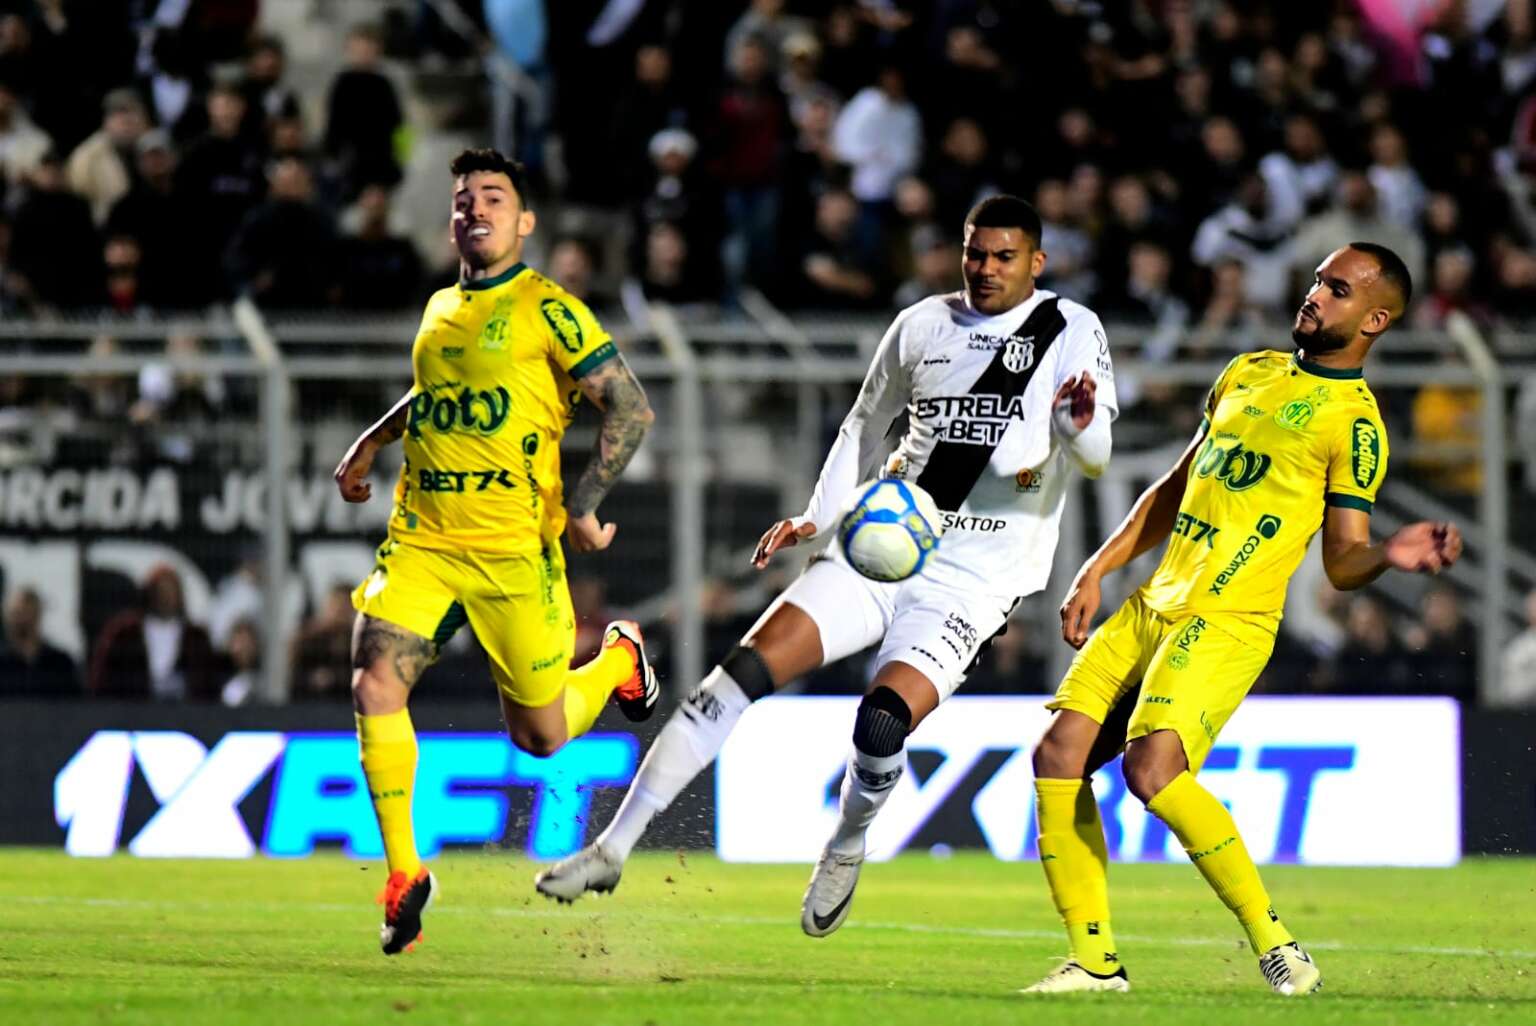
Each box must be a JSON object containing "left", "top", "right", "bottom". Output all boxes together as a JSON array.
[
  {"left": 388, "top": 262, "right": 618, "bottom": 555},
  {"left": 1137, "top": 350, "right": 1389, "bottom": 639}
]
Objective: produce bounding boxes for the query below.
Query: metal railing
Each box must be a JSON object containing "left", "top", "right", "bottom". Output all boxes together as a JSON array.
[{"left": 0, "top": 304, "right": 1520, "bottom": 702}]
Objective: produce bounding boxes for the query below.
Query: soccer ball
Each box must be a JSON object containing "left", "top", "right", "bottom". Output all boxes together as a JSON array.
[{"left": 837, "top": 479, "right": 944, "bottom": 582}]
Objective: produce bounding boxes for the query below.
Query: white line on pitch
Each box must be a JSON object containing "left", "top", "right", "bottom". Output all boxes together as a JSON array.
[{"left": 11, "top": 895, "right": 1536, "bottom": 962}]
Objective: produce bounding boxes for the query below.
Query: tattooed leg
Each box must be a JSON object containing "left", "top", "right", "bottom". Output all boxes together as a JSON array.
[{"left": 351, "top": 614, "right": 435, "bottom": 714}]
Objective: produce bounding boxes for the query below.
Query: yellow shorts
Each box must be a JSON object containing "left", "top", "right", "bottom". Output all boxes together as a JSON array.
[
  {"left": 352, "top": 537, "right": 575, "bottom": 707},
  {"left": 1047, "top": 592, "right": 1274, "bottom": 772}
]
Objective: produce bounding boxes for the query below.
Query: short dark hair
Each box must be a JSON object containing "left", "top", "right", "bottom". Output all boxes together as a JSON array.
[
  {"left": 965, "top": 194, "right": 1042, "bottom": 249},
  {"left": 450, "top": 148, "right": 529, "bottom": 206},
  {"left": 1349, "top": 241, "right": 1413, "bottom": 318}
]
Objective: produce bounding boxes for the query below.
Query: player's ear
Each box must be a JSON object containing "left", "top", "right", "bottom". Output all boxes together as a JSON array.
[
  {"left": 518, "top": 207, "right": 536, "bottom": 240},
  {"left": 1031, "top": 247, "right": 1047, "bottom": 280},
  {"left": 1361, "top": 305, "right": 1391, "bottom": 338}
]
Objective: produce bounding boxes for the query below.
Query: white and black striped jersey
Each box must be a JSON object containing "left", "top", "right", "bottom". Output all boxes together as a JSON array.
[{"left": 798, "top": 288, "right": 1118, "bottom": 599}]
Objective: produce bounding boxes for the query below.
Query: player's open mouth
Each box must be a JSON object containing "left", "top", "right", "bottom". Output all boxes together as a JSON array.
[{"left": 468, "top": 225, "right": 491, "bottom": 239}]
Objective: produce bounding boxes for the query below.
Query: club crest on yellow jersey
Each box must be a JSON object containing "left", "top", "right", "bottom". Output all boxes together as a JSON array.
[{"left": 1273, "top": 385, "right": 1331, "bottom": 432}]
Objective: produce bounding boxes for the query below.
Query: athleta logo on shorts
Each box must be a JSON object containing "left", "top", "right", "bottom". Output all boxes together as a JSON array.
[
  {"left": 407, "top": 386, "right": 512, "bottom": 438},
  {"left": 1208, "top": 514, "right": 1283, "bottom": 595}
]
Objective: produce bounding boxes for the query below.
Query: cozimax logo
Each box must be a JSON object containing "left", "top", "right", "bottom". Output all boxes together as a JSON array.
[{"left": 53, "top": 731, "right": 636, "bottom": 860}]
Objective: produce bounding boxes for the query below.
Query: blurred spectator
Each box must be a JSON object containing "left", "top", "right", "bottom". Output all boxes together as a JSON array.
[
  {"left": 0, "top": 76, "right": 48, "bottom": 193},
  {"left": 0, "top": 587, "right": 78, "bottom": 697},
  {"left": 207, "top": 548, "right": 303, "bottom": 652},
  {"left": 779, "top": 90, "right": 842, "bottom": 258},
  {"left": 65, "top": 87, "right": 147, "bottom": 225},
  {"left": 1093, "top": 174, "right": 1175, "bottom": 301},
  {"left": 724, "top": 0, "right": 809, "bottom": 77},
  {"left": 1191, "top": 171, "right": 1293, "bottom": 314},
  {"left": 131, "top": 333, "right": 225, "bottom": 463},
  {"left": 88, "top": 564, "right": 217, "bottom": 701},
  {"left": 177, "top": 81, "right": 266, "bottom": 300},
  {"left": 636, "top": 128, "right": 719, "bottom": 273},
  {"left": 635, "top": 220, "right": 715, "bottom": 306},
  {"left": 239, "top": 35, "right": 300, "bottom": 139},
  {"left": 290, "top": 585, "right": 353, "bottom": 702},
  {"left": 1403, "top": 585, "right": 1478, "bottom": 703},
  {"left": 546, "top": 237, "right": 610, "bottom": 309},
  {"left": 1413, "top": 247, "right": 1492, "bottom": 329},
  {"left": 7, "top": 153, "right": 104, "bottom": 310},
  {"left": 893, "top": 225, "right": 960, "bottom": 308},
  {"left": 105, "top": 129, "right": 203, "bottom": 308},
  {"left": 1495, "top": 588, "right": 1536, "bottom": 709},
  {"left": 1292, "top": 171, "right": 1425, "bottom": 288},
  {"left": 1096, "top": 241, "right": 1190, "bottom": 382},
  {"left": 225, "top": 156, "right": 337, "bottom": 309},
  {"left": 335, "top": 182, "right": 423, "bottom": 310},
  {"left": 64, "top": 335, "right": 131, "bottom": 423},
  {"left": 324, "top": 24, "right": 403, "bottom": 199},
  {"left": 792, "top": 187, "right": 883, "bottom": 309},
  {"left": 927, "top": 116, "right": 1001, "bottom": 231},
  {"left": 1259, "top": 113, "right": 1340, "bottom": 231},
  {"left": 1328, "top": 594, "right": 1412, "bottom": 694},
  {"left": 609, "top": 44, "right": 689, "bottom": 204},
  {"left": 220, "top": 618, "right": 261, "bottom": 707},
  {"left": 1189, "top": 260, "right": 1266, "bottom": 355},
  {"left": 1367, "top": 123, "right": 1427, "bottom": 231},
  {"left": 1036, "top": 178, "right": 1095, "bottom": 302},
  {"left": 779, "top": 31, "right": 827, "bottom": 119},
  {"left": 711, "top": 35, "right": 789, "bottom": 291},
  {"left": 0, "top": 214, "right": 27, "bottom": 315},
  {"left": 831, "top": 64, "right": 921, "bottom": 219},
  {"left": 102, "top": 234, "right": 145, "bottom": 314},
  {"left": 818, "top": 4, "right": 878, "bottom": 100}
]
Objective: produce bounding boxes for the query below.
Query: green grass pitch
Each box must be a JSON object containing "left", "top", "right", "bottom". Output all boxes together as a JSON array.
[{"left": 3, "top": 850, "right": 1533, "bottom": 1025}]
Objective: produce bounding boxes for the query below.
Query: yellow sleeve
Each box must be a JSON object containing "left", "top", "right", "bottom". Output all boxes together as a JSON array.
[
  {"left": 1324, "top": 408, "right": 1390, "bottom": 513},
  {"left": 538, "top": 290, "right": 618, "bottom": 380},
  {"left": 1200, "top": 355, "right": 1245, "bottom": 431}
]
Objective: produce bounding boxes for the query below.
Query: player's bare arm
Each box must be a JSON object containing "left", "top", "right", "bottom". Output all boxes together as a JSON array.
[
  {"left": 1320, "top": 508, "right": 1464, "bottom": 589},
  {"left": 334, "top": 389, "right": 415, "bottom": 503},
  {"left": 565, "top": 356, "right": 655, "bottom": 553},
  {"left": 1060, "top": 427, "right": 1205, "bottom": 648}
]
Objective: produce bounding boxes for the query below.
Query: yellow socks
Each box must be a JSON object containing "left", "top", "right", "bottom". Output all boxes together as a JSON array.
[
  {"left": 357, "top": 709, "right": 421, "bottom": 878},
  {"left": 560, "top": 643, "right": 633, "bottom": 739},
  {"left": 1147, "top": 771, "right": 1294, "bottom": 954},
  {"left": 1035, "top": 778, "right": 1119, "bottom": 974}
]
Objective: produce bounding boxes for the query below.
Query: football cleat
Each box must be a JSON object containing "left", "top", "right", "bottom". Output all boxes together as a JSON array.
[
  {"left": 1259, "top": 941, "right": 1323, "bottom": 996},
  {"left": 801, "top": 847, "right": 864, "bottom": 937},
  {"left": 535, "top": 842, "right": 624, "bottom": 903},
  {"left": 605, "top": 620, "right": 659, "bottom": 722},
  {"left": 377, "top": 867, "right": 435, "bottom": 956},
  {"left": 1019, "top": 960, "right": 1130, "bottom": 994}
]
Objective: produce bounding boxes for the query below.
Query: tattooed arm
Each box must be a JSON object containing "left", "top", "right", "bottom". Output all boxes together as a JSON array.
[
  {"left": 334, "top": 389, "right": 414, "bottom": 503},
  {"left": 566, "top": 356, "right": 655, "bottom": 552}
]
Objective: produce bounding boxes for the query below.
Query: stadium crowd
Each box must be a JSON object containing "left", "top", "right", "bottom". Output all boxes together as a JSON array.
[{"left": 3, "top": 0, "right": 1535, "bottom": 705}]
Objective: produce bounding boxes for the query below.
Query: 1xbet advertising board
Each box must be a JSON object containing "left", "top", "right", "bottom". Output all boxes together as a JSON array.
[
  {"left": 4, "top": 696, "right": 1462, "bottom": 864},
  {"left": 716, "top": 696, "right": 1462, "bottom": 867}
]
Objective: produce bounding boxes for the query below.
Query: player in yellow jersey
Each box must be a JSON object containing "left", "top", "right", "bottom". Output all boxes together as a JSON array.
[
  {"left": 1021, "top": 243, "right": 1464, "bottom": 996},
  {"left": 331, "top": 149, "right": 658, "bottom": 955}
]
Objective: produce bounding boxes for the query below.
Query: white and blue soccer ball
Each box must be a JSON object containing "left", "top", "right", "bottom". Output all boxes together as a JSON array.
[{"left": 837, "top": 479, "right": 944, "bottom": 582}]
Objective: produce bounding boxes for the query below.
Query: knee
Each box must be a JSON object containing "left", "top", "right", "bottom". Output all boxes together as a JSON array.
[
  {"left": 510, "top": 727, "right": 564, "bottom": 759},
  {"left": 351, "top": 667, "right": 399, "bottom": 714},
  {"left": 1032, "top": 733, "right": 1076, "bottom": 780},
  {"left": 1122, "top": 747, "right": 1178, "bottom": 805},
  {"left": 853, "top": 686, "right": 911, "bottom": 757}
]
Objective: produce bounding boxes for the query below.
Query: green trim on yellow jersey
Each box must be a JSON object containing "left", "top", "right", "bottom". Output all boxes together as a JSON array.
[
  {"left": 1325, "top": 492, "right": 1373, "bottom": 512},
  {"left": 1292, "top": 352, "right": 1364, "bottom": 380},
  {"left": 459, "top": 262, "right": 528, "bottom": 291},
  {"left": 568, "top": 340, "right": 618, "bottom": 380}
]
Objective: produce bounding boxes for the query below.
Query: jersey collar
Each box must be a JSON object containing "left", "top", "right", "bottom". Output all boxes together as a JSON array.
[
  {"left": 1292, "top": 352, "right": 1363, "bottom": 380},
  {"left": 459, "top": 262, "right": 527, "bottom": 291}
]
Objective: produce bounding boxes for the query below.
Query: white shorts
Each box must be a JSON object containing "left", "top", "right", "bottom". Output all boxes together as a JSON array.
[{"left": 765, "top": 554, "right": 1020, "bottom": 701}]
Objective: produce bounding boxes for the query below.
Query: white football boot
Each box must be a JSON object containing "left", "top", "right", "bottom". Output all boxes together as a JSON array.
[
  {"left": 1019, "top": 960, "right": 1130, "bottom": 994},
  {"left": 1258, "top": 942, "right": 1323, "bottom": 995},
  {"left": 535, "top": 842, "right": 624, "bottom": 903},
  {"left": 800, "top": 847, "right": 864, "bottom": 937}
]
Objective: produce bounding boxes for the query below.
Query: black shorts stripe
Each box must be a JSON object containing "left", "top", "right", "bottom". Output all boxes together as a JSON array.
[{"left": 915, "top": 298, "right": 1067, "bottom": 511}]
